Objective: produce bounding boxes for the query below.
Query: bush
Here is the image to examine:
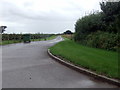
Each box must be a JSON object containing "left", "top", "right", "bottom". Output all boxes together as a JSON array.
[
  {"left": 74, "top": 1, "right": 119, "bottom": 51},
  {"left": 74, "top": 12, "right": 104, "bottom": 41},
  {"left": 80, "top": 31, "right": 119, "bottom": 51}
]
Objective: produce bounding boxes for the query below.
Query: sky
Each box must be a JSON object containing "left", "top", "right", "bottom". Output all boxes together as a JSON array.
[{"left": 0, "top": 0, "right": 102, "bottom": 34}]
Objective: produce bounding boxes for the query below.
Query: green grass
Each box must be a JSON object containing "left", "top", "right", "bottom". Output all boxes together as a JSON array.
[
  {"left": 50, "top": 39, "right": 119, "bottom": 79},
  {"left": 46, "top": 35, "right": 57, "bottom": 40},
  {"left": 0, "top": 40, "right": 22, "bottom": 45},
  {"left": 0, "top": 35, "right": 57, "bottom": 45}
]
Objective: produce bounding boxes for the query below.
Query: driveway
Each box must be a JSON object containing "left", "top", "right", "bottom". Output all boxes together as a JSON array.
[{"left": 1, "top": 36, "right": 117, "bottom": 88}]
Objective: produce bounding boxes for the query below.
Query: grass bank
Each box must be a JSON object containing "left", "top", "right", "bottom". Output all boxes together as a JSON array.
[
  {"left": 0, "top": 35, "right": 57, "bottom": 45},
  {"left": 49, "top": 39, "right": 119, "bottom": 79}
]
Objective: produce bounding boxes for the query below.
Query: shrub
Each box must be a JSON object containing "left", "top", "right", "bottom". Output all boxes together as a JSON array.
[
  {"left": 74, "top": 1, "right": 119, "bottom": 51},
  {"left": 80, "top": 31, "right": 119, "bottom": 51}
]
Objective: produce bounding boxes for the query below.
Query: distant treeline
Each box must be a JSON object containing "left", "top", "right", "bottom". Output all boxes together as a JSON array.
[
  {"left": 2, "top": 33, "right": 55, "bottom": 41},
  {"left": 74, "top": 1, "right": 120, "bottom": 51}
]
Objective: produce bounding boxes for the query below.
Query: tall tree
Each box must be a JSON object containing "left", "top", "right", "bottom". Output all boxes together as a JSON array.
[{"left": 0, "top": 26, "right": 7, "bottom": 33}]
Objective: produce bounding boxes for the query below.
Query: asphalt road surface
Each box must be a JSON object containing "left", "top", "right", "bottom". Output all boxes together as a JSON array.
[{"left": 1, "top": 36, "right": 118, "bottom": 88}]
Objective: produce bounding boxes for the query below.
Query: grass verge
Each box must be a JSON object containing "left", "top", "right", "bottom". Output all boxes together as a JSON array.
[{"left": 49, "top": 39, "right": 119, "bottom": 79}]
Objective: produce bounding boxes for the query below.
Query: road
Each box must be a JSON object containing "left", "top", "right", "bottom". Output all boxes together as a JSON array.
[{"left": 1, "top": 36, "right": 117, "bottom": 88}]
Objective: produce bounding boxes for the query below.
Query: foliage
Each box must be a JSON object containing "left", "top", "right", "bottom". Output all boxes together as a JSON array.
[
  {"left": 100, "top": 2, "right": 120, "bottom": 18},
  {"left": 74, "top": 1, "right": 120, "bottom": 51},
  {"left": 64, "top": 30, "right": 73, "bottom": 34},
  {"left": 81, "top": 31, "right": 119, "bottom": 51},
  {"left": 1, "top": 33, "right": 56, "bottom": 45},
  {"left": 74, "top": 12, "right": 103, "bottom": 41},
  {"left": 0, "top": 26, "right": 7, "bottom": 33},
  {"left": 100, "top": 1, "right": 120, "bottom": 33},
  {"left": 2, "top": 33, "right": 54, "bottom": 41}
]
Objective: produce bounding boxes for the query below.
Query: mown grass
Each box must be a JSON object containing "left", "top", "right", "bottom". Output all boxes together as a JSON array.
[
  {"left": 50, "top": 39, "right": 119, "bottom": 79},
  {"left": 0, "top": 40, "right": 22, "bottom": 45},
  {"left": 0, "top": 35, "right": 57, "bottom": 45}
]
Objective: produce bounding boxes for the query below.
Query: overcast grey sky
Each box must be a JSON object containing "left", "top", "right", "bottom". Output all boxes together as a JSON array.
[{"left": 0, "top": 0, "right": 101, "bottom": 34}]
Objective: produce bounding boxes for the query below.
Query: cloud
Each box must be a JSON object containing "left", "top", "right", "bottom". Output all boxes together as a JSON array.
[{"left": 0, "top": 0, "right": 101, "bottom": 33}]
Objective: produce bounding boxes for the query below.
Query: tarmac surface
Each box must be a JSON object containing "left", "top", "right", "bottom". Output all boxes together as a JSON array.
[{"left": 1, "top": 36, "right": 118, "bottom": 88}]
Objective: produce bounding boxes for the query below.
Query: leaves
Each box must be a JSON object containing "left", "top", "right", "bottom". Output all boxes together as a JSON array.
[{"left": 74, "top": 1, "right": 120, "bottom": 51}]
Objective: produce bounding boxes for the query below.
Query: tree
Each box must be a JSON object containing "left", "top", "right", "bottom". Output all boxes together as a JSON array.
[
  {"left": 64, "top": 30, "right": 73, "bottom": 34},
  {"left": 74, "top": 12, "right": 103, "bottom": 41},
  {"left": 100, "top": 2, "right": 120, "bottom": 17},
  {"left": 0, "top": 26, "right": 7, "bottom": 33}
]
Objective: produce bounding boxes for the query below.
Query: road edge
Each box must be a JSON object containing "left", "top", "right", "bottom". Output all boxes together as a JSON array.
[{"left": 47, "top": 49, "right": 120, "bottom": 87}]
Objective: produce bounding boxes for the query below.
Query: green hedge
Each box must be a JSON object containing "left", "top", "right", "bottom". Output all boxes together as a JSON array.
[
  {"left": 79, "top": 31, "right": 119, "bottom": 51},
  {"left": 74, "top": 1, "right": 120, "bottom": 51}
]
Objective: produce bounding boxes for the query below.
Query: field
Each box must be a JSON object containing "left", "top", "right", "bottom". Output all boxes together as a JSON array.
[
  {"left": 31, "top": 35, "right": 57, "bottom": 41},
  {"left": 50, "top": 39, "right": 119, "bottom": 79},
  {"left": 0, "top": 40, "right": 22, "bottom": 45},
  {"left": 0, "top": 35, "right": 56, "bottom": 45}
]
